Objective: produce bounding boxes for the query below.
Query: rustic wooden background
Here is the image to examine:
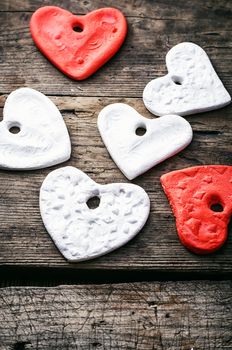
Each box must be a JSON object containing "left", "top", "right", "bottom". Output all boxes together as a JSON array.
[{"left": 0, "top": 0, "right": 232, "bottom": 349}]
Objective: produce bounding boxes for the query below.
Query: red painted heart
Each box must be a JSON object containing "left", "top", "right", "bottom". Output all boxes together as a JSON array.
[
  {"left": 161, "top": 166, "right": 232, "bottom": 254},
  {"left": 30, "top": 6, "right": 127, "bottom": 80}
]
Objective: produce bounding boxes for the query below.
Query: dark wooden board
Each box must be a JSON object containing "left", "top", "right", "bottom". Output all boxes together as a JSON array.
[
  {"left": 1, "top": 1, "right": 232, "bottom": 346},
  {"left": 0, "top": 281, "right": 232, "bottom": 349},
  {"left": 0, "top": 6, "right": 231, "bottom": 97},
  {"left": 0, "top": 96, "right": 231, "bottom": 274},
  {"left": 0, "top": 0, "right": 231, "bottom": 274},
  {"left": 1, "top": 0, "right": 232, "bottom": 20}
]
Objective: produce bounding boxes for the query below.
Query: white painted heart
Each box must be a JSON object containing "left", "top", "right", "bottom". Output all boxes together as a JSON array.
[
  {"left": 98, "top": 103, "right": 193, "bottom": 180},
  {"left": 0, "top": 87, "right": 71, "bottom": 169},
  {"left": 40, "top": 166, "right": 150, "bottom": 261},
  {"left": 143, "top": 42, "right": 231, "bottom": 116}
]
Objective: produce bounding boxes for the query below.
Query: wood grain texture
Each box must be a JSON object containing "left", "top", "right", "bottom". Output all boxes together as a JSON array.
[
  {"left": 0, "top": 0, "right": 231, "bottom": 274},
  {"left": 1, "top": 0, "right": 232, "bottom": 20},
  {"left": 0, "top": 96, "right": 231, "bottom": 273},
  {"left": 0, "top": 6, "right": 231, "bottom": 97},
  {"left": 0, "top": 281, "right": 232, "bottom": 350}
]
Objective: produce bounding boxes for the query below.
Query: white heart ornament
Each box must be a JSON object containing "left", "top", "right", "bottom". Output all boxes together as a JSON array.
[
  {"left": 0, "top": 88, "right": 71, "bottom": 169},
  {"left": 40, "top": 166, "right": 150, "bottom": 261},
  {"left": 143, "top": 42, "right": 231, "bottom": 116},
  {"left": 98, "top": 103, "right": 193, "bottom": 180}
]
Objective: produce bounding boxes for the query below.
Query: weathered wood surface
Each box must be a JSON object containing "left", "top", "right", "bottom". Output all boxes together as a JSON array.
[
  {"left": 0, "top": 281, "right": 231, "bottom": 350},
  {"left": 0, "top": 96, "right": 231, "bottom": 273},
  {"left": 1, "top": 0, "right": 232, "bottom": 18},
  {"left": 1, "top": 1, "right": 232, "bottom": 348},
  {"left": 0, "top": 3, "right": 231, "bottom": 97},
  {"left": 0, "top": 0, "right": 231, "bottom": 274}
]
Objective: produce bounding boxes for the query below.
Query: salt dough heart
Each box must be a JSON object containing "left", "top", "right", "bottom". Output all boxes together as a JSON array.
[
  {"left": 161, "top": 166, "right": 232, "bottom": 254},
  {"left": 0, "top": 87, "right": 71, "bottom": 170},
  {"left": 98, "top": 103, "right": 193, "bottom": 180},
  {"left": 40, "top": 166, "right": 150, "bottom": 261},
  {"left": 30, "top": 6, "right": 127, "bottom": 80},
  {"left": 143, "top": 42, "right": 231, "bottom": 116}
]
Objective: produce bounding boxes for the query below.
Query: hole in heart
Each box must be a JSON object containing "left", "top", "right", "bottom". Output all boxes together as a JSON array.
[
  {"left": 135, "top": 126, "right": 146, "bottom": 136},
  {"left": 208, "top": 194, "right": 224, "bottom": 212},
  {"left": 87, "top": 196, "right": 100, "bottom": 210},
  {"left": 210, "top": 203, "right": 224, "bottom": 212},
  {"left": 73, "top": 24, "right": 83, "bottom": 33},
  {"left": 9, "top": 125, "right": 21, "bottom": 134},
  {"left": 171, "top": 76, "right": 183, "bottom": 85}
]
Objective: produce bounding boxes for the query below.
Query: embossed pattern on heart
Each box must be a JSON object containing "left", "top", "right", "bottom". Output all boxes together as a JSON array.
[
  {"left": 143, "top": 42, "right": 231, "bottom": 116},
  {"left": 0, "top": 88, "right": 71, "bottom": 170},
  {"left": 161, "top": 166, "right": 232, "bottom": 254},
  {"left": 98, "top": 103, "right": 193, "bottom": 180},
  {"left": 40, "top": 166, "right": 150, "bottom": 261},
  {"left": 30, "top": 6, "right": 127, "bottom": 80}
]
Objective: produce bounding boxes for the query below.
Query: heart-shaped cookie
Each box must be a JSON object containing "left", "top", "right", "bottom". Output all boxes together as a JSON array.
[
  {"left": 161, "top": 166, "right": 232, "bottom": 254},
  {"left": 40, "top": 166, "right": 150, "bottom": 261},
  {"left": 30, "top": 6, "right": 127, "bottom": 80},
  {"left": 98, "top": 103, "right": 193, "bottom": 180},
  {"left": 143, "top": 42, "right": 231, "bottom": 116},
  {"left": 0, "top": 87, "right": 71, "bottom": 170}
]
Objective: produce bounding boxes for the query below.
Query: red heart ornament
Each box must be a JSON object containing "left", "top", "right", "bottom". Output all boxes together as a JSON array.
[
  {"left": 30, "top": 6, "right": 127, "bottom": 80},
  {"left": 161, "top": 166, "right": 232, "bottom": 254}
]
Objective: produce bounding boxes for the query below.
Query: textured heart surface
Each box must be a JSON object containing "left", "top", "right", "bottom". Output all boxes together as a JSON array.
[
  {"left": 40, "top": 166, "right": 150, "bottom": 261},
  {"left": 30, "top": 6, "right": 127, "bottom": 80},
  {"left": 98, "top": 103, "right": 193, "bottom": 180},
  {"left": 1, "top": 88, "right": 71, "bottom": 170},
  {"left": 161, "top": 166, "right": 232, "bottom": 254},
  {"left": 143, "top": 42, "right": 231, "bottom": 116}
]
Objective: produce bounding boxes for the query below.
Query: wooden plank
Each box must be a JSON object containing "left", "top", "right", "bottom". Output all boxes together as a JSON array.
[
  {"left": 0, "top": 10, "right": 231, "bottom": 97},
  {"left": 0, "top": 96, "right": 231, "bottom": 273},
  {"left": 0, "top": 281, "right": 231, "bottom": 349},
  {"left": 0, "top": 1, "right": 231, "bottom": 274},
  {"left": 1, "top": 0, "right": 232, "bottom": 21}
]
